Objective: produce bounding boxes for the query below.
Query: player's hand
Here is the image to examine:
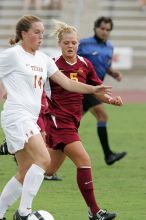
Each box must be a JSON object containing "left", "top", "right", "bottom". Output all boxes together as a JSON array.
[
  {"left": 113, "top": 71, "right": 122, "bottom": 81},
  {"left": 93, "top": 85, "right": 112, "bottom": 97},
  {"left": 109, "top": 96, "right": 123, "bottom": 106}
]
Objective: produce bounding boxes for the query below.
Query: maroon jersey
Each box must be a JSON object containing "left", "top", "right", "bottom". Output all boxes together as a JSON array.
[{"left": 46, "top": 55, "right": 102, "bottom": 126}]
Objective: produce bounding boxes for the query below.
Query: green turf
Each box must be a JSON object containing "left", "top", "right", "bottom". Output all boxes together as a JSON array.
[{"left": 0, "top": 103, "right": 146, "bottom": 220}]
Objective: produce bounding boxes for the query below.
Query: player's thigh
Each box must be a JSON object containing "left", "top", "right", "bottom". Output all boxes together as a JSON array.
[
  {"left": 90, "top": 103, "right": 108, "bottom": 121},
  {"left": 64, "top": 141, "right": 91, "bottom": 167},
  {"left": 46, "top": 148, "right": 66, "bottom": 174},
  {"left": 24, "top": 133, "right": 51, "bottom": 169}
]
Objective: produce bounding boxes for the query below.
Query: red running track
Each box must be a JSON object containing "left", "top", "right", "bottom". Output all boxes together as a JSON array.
[{"left": 113, "top": 90, "right": 145, "bottom": 104}]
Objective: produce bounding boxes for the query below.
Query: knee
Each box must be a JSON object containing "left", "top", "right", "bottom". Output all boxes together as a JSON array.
[
  {"left": 36, "top": 154, "right": 51, "bottom": 171},
  {"left": 98, "top": 112, "right": 108, "bottom": 122},
  {"left": 79, "top": 154, "right": 91, "bottom": 167},
  {"left": 92, "top": 106, "right": 108, "bottom": 121},
  {"left": 41, "top": 158, "right": 51, "bottom": 171}
]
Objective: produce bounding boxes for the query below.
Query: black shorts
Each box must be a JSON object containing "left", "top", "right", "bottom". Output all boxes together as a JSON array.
[{"left": 83, "top": 94, "right": 101, "bottom": 112}]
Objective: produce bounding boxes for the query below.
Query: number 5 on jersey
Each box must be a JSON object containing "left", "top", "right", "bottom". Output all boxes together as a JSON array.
[{"left": 70, "top": 73, "right": 78, "bottom": 81}]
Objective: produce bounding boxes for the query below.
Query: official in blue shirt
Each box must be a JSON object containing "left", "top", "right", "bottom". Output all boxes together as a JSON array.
[
  {"left": 78, "top": 34, "right": 113, "bottom": 81},
  {"left": 78, "top": 16, "right": 127, "bottom": 165}
]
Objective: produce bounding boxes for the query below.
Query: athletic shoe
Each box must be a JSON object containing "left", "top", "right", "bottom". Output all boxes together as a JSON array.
[
  {"left": 0, "top": 141, "right": 10, "bottom": 155},
  {"left": 13, "top": 210, "right": 29, "bottom": 220},
  {"left": 0, "top": 218, "right": 6, "bottom": 220},
  {"left": 105, "top": 151, "right": 127, "bottom": 165},
  {"left": 44, "top": 173, "right": 62, "bottom": 181},
  {"left": 88, "top": 209, "right": 116, "bottom": 220}
]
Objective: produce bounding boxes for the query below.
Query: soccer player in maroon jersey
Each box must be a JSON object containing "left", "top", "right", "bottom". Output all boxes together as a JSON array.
[{"left": 43, "top": 20, "right": 123, "bottom": 220}]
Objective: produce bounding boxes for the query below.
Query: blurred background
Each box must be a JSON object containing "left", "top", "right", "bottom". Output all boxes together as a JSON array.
[{"left": 0, "top": 0, "right": 145, "bottom": 102}]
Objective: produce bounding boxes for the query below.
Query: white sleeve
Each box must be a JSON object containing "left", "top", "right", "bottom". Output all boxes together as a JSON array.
[
  {"left": 46, "top": 56, "right": 58, "bottom": 78},
  {"left": 0, "top": 48, "right": 14, "bottom": 79}
]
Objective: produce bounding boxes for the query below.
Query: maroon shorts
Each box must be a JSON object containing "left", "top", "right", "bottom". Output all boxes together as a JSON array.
[{"left": 44, "top": 115, "right": 80, "bottom": 151}]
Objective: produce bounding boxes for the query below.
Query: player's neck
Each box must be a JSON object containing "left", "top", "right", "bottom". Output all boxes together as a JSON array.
[
  {"left": 63, "top": 55, "right": 77, "bottom": 65},
  {"left": 21, "top": 43, "right": 36, "bottom": 55}
]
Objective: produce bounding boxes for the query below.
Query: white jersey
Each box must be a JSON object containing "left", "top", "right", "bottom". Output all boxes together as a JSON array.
[
  {"left": 0, "top": 45, "right": 58, "bottom": 122},
  {"left": 0, "top": 45, "right": 58, "bottom": 153}
]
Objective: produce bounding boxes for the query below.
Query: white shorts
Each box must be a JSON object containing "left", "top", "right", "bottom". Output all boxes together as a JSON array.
[{"left": 1, "top": 116, "right": 40, "bottom": 154}]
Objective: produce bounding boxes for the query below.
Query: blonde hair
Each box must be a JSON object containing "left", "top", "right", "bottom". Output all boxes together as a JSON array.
[
  {"left": 51, "top": 20, "right": 78, "bottom": 43},
  {"left": 9, "top": 15, "right": 42, "bottom": 45}
]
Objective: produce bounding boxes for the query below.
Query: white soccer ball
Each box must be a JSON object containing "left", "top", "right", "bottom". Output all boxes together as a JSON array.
[{"left": 27, "top": 210, "right": 54, "bottom": 220}]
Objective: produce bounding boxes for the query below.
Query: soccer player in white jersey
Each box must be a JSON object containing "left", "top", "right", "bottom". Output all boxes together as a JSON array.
[{"left": 0, "top": 15, "right": 113, "bottom": 220}]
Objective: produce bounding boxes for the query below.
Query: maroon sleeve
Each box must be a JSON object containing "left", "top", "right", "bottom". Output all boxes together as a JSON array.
[{"left": 85, "top": 58, "right": 102, "bottom": 86}]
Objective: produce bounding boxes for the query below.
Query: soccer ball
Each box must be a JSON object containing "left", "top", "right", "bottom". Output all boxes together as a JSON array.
[{"left": 27, "top": 210, "right": 54, "bottom": 220}]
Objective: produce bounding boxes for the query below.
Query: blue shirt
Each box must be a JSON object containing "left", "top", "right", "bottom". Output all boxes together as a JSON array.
[{"left": 78, "top": 36, "right": 113, "bottom": 81}]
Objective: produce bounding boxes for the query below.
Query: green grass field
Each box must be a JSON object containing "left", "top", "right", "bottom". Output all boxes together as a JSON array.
[{"left": 0, "top": 103, "right": 146, "bottom": 220}]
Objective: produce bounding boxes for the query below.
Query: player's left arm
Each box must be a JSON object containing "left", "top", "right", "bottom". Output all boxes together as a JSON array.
[
  {"left": 94, "top": 91, "right": 123, "bottom": 106},
  {"left": 107, "top": 67, "right": 122, "bottom": 81}
]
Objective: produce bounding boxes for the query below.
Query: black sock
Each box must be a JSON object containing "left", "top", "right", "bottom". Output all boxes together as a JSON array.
[{"left": 97, "top": 122, "right": 112, "bottom": 158}]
